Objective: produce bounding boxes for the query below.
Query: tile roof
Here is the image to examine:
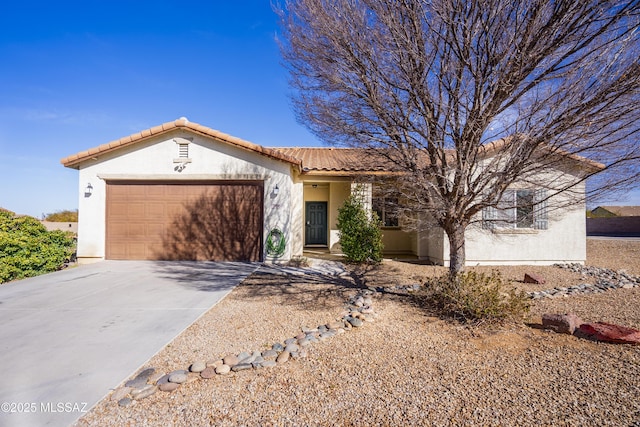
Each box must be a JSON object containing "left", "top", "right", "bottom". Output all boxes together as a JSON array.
[
  {"left": 61, "top": 118, "right": 605, "bottom": 176},
  {"left": 60, "top": 117, "right": 303, "bottom": 170},
  {"left": 593, "top": 206, "right": 640, "bottom": 217},
  {"left": 275, "top": 148, "right": 401, "bottom": 175}
]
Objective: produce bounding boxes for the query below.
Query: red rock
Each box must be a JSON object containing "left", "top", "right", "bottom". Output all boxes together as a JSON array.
[
  {"left": 524, "top": 273, "right": 545, "bottom": 285},
  {"left": 576, "top": 322, "right": 640, "bottom": 344},
  {"left": 542, "top": 313, "right": 583, "bottom": 334}
]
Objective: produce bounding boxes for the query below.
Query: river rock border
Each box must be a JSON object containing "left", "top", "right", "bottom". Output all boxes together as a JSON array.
[
  {"left": 111, "top": 290, "right": 377, "bottom": 407},
  {"left": 529, "top": 264, "right": 640, "bottom": 299}
]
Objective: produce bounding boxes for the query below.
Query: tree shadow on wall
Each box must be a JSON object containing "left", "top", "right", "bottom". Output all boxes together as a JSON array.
[{"left": 156, "top": 185, "right": 262, "bottom": 261}]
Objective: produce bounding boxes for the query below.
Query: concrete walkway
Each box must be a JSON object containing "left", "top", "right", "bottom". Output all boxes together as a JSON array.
[{"left": 0, "top": 261, "right": 258, "bottom": 427}]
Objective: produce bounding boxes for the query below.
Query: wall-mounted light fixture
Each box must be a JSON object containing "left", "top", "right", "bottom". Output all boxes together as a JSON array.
[
  {"left": 84, "top": 183, "right": 93, "bottom": 198},
  {"left": 273, "top": 184, "right": 280, "bottom": 196}
]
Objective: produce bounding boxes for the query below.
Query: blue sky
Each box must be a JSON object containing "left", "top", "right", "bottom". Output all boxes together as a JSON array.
[
  {"left": 0, "top": 1, "right": 322, "bottom": 217},
  {"left": 0, "top": 1, "right": 638, "bottom": 217}
]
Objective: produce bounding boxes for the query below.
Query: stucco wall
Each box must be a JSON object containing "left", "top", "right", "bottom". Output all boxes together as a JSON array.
[
  {"left": 75, "top": 130, "right": 295, "bottom": 262},
  {"left": 459, "top": 187, "right": 587, "bottom": 266}
]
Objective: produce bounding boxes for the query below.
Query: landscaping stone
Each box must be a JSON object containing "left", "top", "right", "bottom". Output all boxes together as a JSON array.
[
  {"left": 215, "top": 364, "right": 231, "bottom": 375},
  {"left": 111, "top": 387, "right": 132, "bottom": 402},
  {"left": 223, "top": 354, "right": 240, "bottom": 367},
  {"left": 131, "top": 385, "right": 157, "bottom": 400},
  {"left": 285, "top": 343, "right": 299, "bottom": 353},
  {"left": 575, "top": 322, "right": 640, "bottom": 344},
  {"left": 159, "top": 382, "right": 180, "bottom": 392},
  {"left": 168, "top": 372, "right": 188, "bottom": 384},
  {"left": 118, "top": 398, "right": 133, "bottom": 407},
  {"left": 524, "top": 273, "right": 546, "bottom": 284},
  {"left": 189, "top": 361, "right": 206, "bottom": 373},
  {"left": 232, "top": 363, "right": 253, "bottom": 372},
  {"left": 276, "top": 350, "right": 290, "bottom": 363},
  {"left": 347, "top": 317, "right": 364, "bottom": 327},
  {"left": 272, "top": 343, "right": 284, "bottom": 352},
  {"left": 206, "top": 359, "right": 224, "bottom": 368},
  {"left": 542, "top": 313, "right": 583, "bottom": 334},
  {"left": 261, "top": 349, "right": 278, "bottom": 360},
  {"left": 261, "top": 360, "right": 277, "bottom": 368},
  {"left": 200, "top": 367, "right": 216, "bottom": 379},
  {"left": 124, "top": 377, "right": 149, "bottom": 389}
]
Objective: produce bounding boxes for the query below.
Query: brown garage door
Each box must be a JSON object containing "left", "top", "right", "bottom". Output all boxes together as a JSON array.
[{"left": 106, "top": 181, "right": 263, "bottom": 261}]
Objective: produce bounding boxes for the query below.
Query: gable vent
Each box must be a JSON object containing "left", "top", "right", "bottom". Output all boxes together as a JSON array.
[{"left": 178, "top": 143, "right": 189, "bottom": 158}]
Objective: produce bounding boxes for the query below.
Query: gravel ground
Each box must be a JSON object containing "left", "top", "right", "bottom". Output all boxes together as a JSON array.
[{"left": 76, "top": 239, "right": 640, "bottom": 426}]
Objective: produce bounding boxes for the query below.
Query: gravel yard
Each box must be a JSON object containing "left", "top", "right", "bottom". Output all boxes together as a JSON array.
[{"left": 77, "top": 239, "right": 640, "bottom": 426}]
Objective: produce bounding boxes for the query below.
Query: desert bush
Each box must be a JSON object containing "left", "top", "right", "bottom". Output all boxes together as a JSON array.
[
  {"left": 0, "top": 209, "right": 76, "bottom": 283},
  {"left": 44, "top": 209, "right": 78, "bottom": 222},
  {"left": 422, "top": 271, "right": 530, "bottom": 322},
  {"left": 337, "top": 193, "right": 383, "bottom": 263}
]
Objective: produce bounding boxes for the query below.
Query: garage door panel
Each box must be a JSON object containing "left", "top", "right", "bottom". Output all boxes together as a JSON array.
[{"left": 106, "top": 181, "right": 262, "bottom": 261}]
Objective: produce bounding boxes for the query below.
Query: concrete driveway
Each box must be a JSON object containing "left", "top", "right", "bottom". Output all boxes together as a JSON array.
[{"left": 0, "top": 261, "right": 258, "bottom": 427}]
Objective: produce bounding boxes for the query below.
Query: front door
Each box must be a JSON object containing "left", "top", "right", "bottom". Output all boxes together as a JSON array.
[{"left": 305, "top": 202, "right": 328, "bottom": 246}]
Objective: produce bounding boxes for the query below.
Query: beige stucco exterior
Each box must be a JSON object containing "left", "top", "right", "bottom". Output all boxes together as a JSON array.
[
  {"left": 75, "top": 129, "right": 296, "bottom": 263},
  {"left": 64, "top": 119, "right": 592, "bottom": 266}
]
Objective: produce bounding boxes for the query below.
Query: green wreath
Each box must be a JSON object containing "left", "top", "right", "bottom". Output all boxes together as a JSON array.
[{"left": 266, "top": 228, "right": 286, "bottom": 257}]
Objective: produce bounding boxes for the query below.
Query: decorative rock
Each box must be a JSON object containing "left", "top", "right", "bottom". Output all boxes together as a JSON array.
[
  {"left": 347, "top": 317, "right": 364, "bottom": 327},
  {"left": 285, "top": 343, "right": 299, "bottom": 353},
  {"left": 200, "top": 367, "right": 216, "bottom": 379},
  {"left": 223, "top": 354, "right": 240, "bottom": 367},
  {"left": 262, "top": 349, "right": 278, "bottom": 360},
  {"left": 261, "top": 360, "right": 277, "bottom": 368},
  {"left": 296, "top": 333, "right": 306, "bottom": 340},
  {"left": 284, "top": 338, "right": 298, "bottom": 345},
  {"left": 118, "top": 398, "right": 133, "bottom": 407},
  {"left": 168, "top": 372, "right": 188, "bottom": 384},
  {"left": 276, "top": 350, "right": 290, "bottom": 363},
  {"left": 148, "top": 372, "right": 165, "bottom": 385},
  {"left": 156, "top": 374, "right": 170, "bottom": 385},
  {"left": 576, "top": 322, "right": 640, "bottom": 344},
  {"left": 272, "top": 343, "right": 284, "bottom": 352},
  {"left": 237, "top": 351, "right": 251, "bottom": 361},
  {"left": 189, "top": 361, "right": 207, "bottom": 373},
  {"left": 327, "top": 321, "right": 343, "bottom": 330},
  {"left": 232, "top": 363, "right": 253, "bottom": 372},
  {"left": 215, "top": 364, "right": 231, "bottom": 375},
  {"left": 111, "top": 387, "right": 132, "bottom": 402},
  {"left": 159, "top": 382, "right": 180, "bottom": 392},
  {"left": 131, "top": 385, "right": 157, "bottom": 400},
  {"left": 206, "top": 359, "right": 224, "bottom": 368},
  {"left": 135, "top": 368, "right": 156, "bottom": 380},
  {"left": 124, "top": 377, "right": 149, "bottom": 389},
  {"left": 524, "top": 273, "right": 546, "bottom": 284},
  {"left": 542, "top": 313, "right": 583, "bottom": 334}
]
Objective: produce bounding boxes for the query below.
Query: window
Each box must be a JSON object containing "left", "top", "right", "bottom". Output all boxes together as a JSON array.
[
  {"left": 373, "top": 196, "right": 399, "bottom": 227},
  {"left": 483, "top": 189, "right": 548, "bottom": 230}
]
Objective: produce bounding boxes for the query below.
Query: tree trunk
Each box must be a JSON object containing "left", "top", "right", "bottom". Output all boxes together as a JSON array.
[{"left": 446, "top": 225, "right": 466, "bottom": 276}]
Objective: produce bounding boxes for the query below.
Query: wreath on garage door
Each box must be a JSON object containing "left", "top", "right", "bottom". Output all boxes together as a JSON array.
[{"left": 266, "top": 228, "right": 286, "bottom": 257}]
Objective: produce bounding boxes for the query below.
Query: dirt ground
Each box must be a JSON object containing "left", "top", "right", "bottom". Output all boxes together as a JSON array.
[{"left": 77, "top": 238, "right": 640, "bottom": 427}]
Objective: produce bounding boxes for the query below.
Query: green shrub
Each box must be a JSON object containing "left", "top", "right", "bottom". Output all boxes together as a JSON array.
[
  {"left": 422, "top": 271, "right": 530, "bottom": 322},
  {"left": 0, "top": 209, "right": 76, "bottom": 283},
  {"left": 44, "top": 209, "right": 78, "bottom": 222},
  {"left": 337, "top": 192, "right": 383, "bottom": 263}
]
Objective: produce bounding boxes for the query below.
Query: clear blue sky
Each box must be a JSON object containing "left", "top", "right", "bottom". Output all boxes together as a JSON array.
[
  {"left": 0, "top": 1, "right": 638, "bottom": 217},
  {"left": 0, "top": 0, "right": 322, "bottom": 217}
]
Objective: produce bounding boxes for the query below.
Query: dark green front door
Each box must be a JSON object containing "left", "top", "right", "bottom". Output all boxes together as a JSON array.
[{"left": 305, "top": 202, "right": 328, "bottom": 246}]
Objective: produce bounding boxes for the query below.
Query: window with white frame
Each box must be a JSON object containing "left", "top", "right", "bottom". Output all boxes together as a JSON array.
[
  {"left": 373, "top": 196, "right": 399, "bottom": 227},
  {"left": 483, "top": 189, "right": 548, "bottom": 230}
]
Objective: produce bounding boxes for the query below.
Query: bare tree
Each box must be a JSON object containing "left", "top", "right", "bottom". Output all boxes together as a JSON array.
[{"left": 277, "top": 0, "right": 640, "bottom": 274}]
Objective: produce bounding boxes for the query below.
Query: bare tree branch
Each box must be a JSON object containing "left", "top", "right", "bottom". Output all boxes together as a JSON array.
[{"left": 278, "top": 0, "right": 640, "bottom": 273}]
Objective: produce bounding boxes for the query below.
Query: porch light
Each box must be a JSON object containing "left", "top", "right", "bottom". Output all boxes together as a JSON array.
[
  {"left": 273, "top": 184, "right": 280, "bottom": 196},
  {"left": 84, "top": 183, "right": 93, "bottom": 197}
]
